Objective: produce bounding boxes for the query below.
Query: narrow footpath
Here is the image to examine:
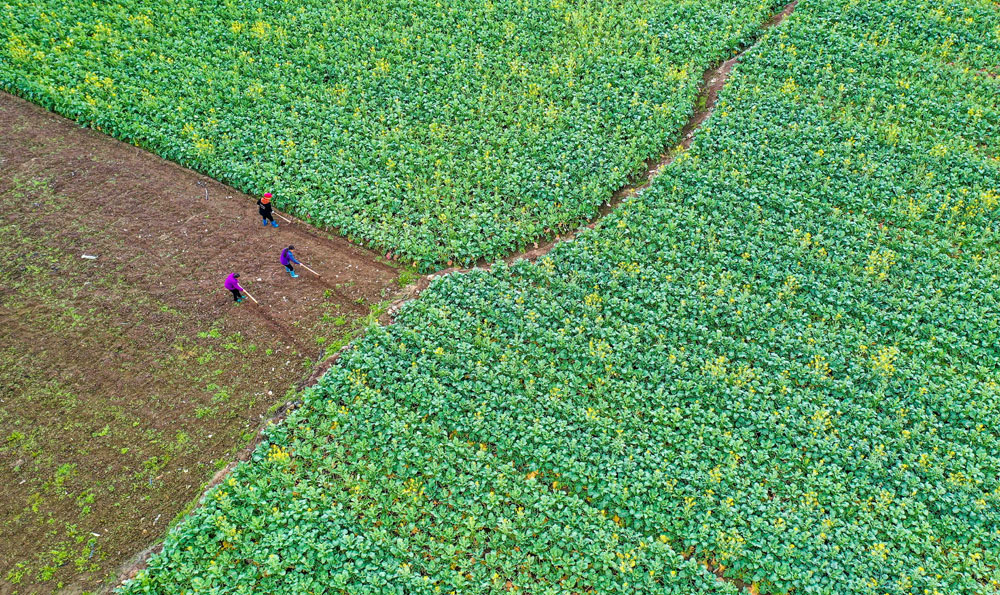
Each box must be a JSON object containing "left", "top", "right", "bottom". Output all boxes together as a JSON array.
[{"left": 386, "top": 0, "right": 801, "bottom": 322}]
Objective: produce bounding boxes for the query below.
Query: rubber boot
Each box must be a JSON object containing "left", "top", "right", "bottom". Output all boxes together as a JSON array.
[
  {"left": 262, "top": 218, "right": 267, "bottom": 226},
  {"left": 290, "top": 271, "right": 299, "bottom": 278},
  {"left": 271, "top": 220, "right": 279, "bottom": 227}
]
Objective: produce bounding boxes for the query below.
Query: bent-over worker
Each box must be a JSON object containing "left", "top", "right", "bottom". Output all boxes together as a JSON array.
[
  {"left": 281, "top": 245, "right": 300, "bottom": 278},
  {"left": 224, "top": 273, "right": 245, "bottom": 303}
]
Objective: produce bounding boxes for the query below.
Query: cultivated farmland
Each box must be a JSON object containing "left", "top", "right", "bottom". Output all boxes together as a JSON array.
[
  {"left": 1, "top": 0, "right": 780, "bottom": 269},
  {"left": 115, "top": 0, "right": 1000, "bottom": 594},
  {"left": 0, "top": 0, "right": 997, "bottom": 593}
]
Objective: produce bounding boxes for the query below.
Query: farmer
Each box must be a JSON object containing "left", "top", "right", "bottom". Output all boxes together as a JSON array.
[
  {"left": 224, "top": 273, "right": 245, "bottom": 303},
  {"left": 258, "top": 192, "right": 277, "bottom": 227},
  {"left": 281, "top": 245, "right": 301, "bottom": 278}
]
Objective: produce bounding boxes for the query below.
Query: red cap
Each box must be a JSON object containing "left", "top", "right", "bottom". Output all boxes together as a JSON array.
[{"left": 263, "top": 192, "right": 272, "bottom": 198}]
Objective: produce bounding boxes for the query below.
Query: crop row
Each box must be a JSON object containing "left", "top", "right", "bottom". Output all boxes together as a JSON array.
[
  {"left": 124, "top": 388, "right": 745, "bottom": 594},
  {"left": 121, "top": 0, "right": 999, "bottom": 593},
  {"left": 0, "top": 0, "right": 777, "bottom": 270}
]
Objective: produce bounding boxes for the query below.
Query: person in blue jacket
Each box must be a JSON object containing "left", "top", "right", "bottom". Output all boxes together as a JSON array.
[{"left": 280, "top": 245, "right": 300, "bottom": 278}]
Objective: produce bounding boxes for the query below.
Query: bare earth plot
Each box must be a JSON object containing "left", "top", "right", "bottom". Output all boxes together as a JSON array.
[{"left": 0, "top": 92, "right": 402, "bottom": 595}]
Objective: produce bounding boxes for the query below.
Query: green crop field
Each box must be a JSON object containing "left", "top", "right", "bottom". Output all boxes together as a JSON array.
[
  {"left": 0, "top": 0, "right": 779, "bottom": 270},
  {"left": 115, "top": 0, "right": 999, "bottom": 594}
]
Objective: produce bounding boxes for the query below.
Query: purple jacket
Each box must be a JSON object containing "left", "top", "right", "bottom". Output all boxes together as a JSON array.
[
  {"left": 280, "top": 248, "right": 300, "bottom": 266},
  {"left": 224, "top": 274, "right": 243, "bottom": 292}
]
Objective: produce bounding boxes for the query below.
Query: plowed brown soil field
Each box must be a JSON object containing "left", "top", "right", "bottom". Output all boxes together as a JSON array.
[{"left": 0, "top": 92, "right": 403, "bottom": 594}]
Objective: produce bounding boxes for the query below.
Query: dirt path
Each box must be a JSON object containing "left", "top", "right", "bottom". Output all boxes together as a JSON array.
[
  {"left": 0, "top": 92, "right": 401, "bottom": 595},
  {"left": 384, "top": 1, "right": 801, "bottom": 324},
  {"left": 508, "top": 0, "right": 800, "bottom": 264}
]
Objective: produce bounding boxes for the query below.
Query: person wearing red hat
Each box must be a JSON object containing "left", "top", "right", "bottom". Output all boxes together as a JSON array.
[{"left": 257, "top": 193, "right": 277, "bottom": 227}]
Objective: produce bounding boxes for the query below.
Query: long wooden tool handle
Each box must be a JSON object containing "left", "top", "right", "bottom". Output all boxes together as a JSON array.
[
  {"left": 242, "top": 290, "right": 259, "bottom": 304},
  {"left": 299, "top": 263, "right": 320, "bottom": 276}
]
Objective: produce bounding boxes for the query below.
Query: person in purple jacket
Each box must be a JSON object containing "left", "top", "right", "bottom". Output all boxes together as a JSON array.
[
  {"left": 224, "top": 273, "right": 245, "bottom": 302},
  {"left": 280, "top": 245, "right": 300, "bottom": 278}
]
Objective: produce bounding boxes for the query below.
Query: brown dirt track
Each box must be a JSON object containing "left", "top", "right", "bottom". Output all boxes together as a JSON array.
[{"left": 0, "top": 92, "right": 401, "bottom": 594}]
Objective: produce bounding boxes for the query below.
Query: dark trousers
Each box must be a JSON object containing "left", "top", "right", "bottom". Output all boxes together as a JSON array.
[
  {"left": 261, "top": 212, "right": 274, "bottom": 222},
  {"left": 285, "top": 264, "right": 295, "bottom": 273},
  {"left": 230, "top": 289, "right": 242, "bottom": 302}
]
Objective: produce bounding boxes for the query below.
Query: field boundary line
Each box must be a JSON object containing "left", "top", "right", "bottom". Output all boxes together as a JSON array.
[
  {"left": 507, "top": 0, "right": 800, "bottom": 265},
  {"left": 384, "top": 0, "right": 800, "bottom": 324}
]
